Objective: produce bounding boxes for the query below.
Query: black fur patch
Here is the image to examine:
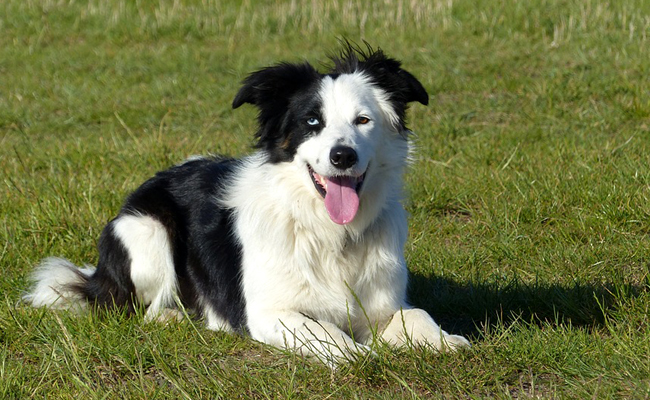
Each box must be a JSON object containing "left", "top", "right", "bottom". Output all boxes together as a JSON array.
[
  {"left": 77, "top": 157, "right": 247, "bottom": 331},
  {"left": 232, "top": 63, "right": 323, "bottom": 163},
  {"left": 76, "top": 222, "right": 137, "bottom": 312}
]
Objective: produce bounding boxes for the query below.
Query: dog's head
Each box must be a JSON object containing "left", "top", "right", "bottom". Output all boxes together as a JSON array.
[{"left": 232, "top": 44, "right": 428, "bottom": 225}]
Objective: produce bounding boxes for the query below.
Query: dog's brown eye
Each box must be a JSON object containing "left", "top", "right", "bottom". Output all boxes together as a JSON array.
[{"left": 356, "top": 116, "right": 370, "bottom": 125}]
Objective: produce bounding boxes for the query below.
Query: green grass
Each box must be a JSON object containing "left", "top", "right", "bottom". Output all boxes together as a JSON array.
[{"left": 2, "top": 0, "right": 650, "bottom": 397}]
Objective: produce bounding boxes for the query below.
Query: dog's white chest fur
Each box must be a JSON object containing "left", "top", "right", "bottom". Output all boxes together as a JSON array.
[{"left": 223, "top": 154, "right": 409, "bottom": 344}]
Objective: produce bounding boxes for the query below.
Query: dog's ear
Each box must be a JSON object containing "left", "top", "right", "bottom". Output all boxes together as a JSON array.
[
  {"left": 232, "top": 62, "right": 321, "bottom": 161},
  {"left": 358, "top": 52, "right": 429, "bottom": 106},
  {"left": 331, "top": 43, "right": 429, "bottom": 106},
  {"left": 232, "top": 62, "right": 320, "bottom": 109},
  {"left": 393, "top": 68, "right": 429, "bottom": 106}
]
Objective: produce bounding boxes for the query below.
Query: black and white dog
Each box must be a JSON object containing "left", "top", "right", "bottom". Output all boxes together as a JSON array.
[{"left": 25, "top": 45, "right": 469, "bottom": 362}]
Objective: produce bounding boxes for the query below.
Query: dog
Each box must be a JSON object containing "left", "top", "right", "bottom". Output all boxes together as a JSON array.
[{"left": 24, "top": 44, "right": 470, "bottom": 363}]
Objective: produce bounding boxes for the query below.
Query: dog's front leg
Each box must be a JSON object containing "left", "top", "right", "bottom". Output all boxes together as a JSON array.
[
  {"left": 380, "top": 308, "right": 470, "bottom": 351},
  {"left": 248, "top": 311, "right": 369, "bottom": 364}
]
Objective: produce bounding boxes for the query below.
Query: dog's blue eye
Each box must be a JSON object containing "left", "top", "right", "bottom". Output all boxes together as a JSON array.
[{"left": 307, "top": 118, "right": 320, "bottom": 126}]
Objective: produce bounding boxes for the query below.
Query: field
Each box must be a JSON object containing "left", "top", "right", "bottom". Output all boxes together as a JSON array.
[{"left": 2, "top": 0, "right": 650, "bottom": 398}]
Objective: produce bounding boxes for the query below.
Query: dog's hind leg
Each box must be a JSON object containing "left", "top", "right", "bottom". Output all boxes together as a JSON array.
[{"left": 112, "top": 214, "right": 179, "bottom": 321}]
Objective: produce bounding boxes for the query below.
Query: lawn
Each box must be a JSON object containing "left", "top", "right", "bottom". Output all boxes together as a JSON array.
[{"left": 1, "top": 0, "right": 649, "bottom": 398}]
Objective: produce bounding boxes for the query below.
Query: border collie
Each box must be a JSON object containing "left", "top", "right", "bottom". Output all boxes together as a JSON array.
[{"left": 24, "top": 44, "right": 469, "bottom": 363}]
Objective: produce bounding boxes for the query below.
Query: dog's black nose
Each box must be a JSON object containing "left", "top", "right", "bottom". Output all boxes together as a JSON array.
[{"left": 329, "top": 146, "right": 358, "bottom": 170}]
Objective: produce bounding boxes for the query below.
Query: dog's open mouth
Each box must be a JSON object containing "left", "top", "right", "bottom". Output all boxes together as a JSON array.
[{"left": 308, "top": 165, "right": 366, "bottom": 225}]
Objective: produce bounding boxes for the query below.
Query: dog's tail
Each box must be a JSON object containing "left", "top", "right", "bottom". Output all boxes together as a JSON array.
[{"left": 23, "top": 257, "right": 94, "bottom": 311}]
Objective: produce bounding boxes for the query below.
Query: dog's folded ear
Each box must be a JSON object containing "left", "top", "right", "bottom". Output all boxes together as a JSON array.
[
  {"left": 232, "top": 62, "right": 321, "bottom": 161},
  {"left": 353, "top": 50, "right": 429, "bottom": 107},
  {"left": 395, "top": 69, "right": 429, "bottom": 106},
  {"left": 232, "top": 63, "right": 320, "bottom": 109}
]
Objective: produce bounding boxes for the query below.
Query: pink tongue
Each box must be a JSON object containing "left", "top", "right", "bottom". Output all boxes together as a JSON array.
[{"left": 324, "top": 176, "right": 359, "bottom": 225}]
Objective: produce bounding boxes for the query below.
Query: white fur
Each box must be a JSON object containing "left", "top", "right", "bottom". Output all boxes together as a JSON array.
[
  {"left": 299, "top": 73, "right": 406, "bottom": 185},
  {"left": 112, "top": 214, "right": 178, "bottom": 320},
  {"left": 381, "top": 309, "right": 471, "bottom": 350},
  {"left": 23, "top": 257, "right": 94, "bottom": 310},
  {"left": 222, "top": 73, "right": 468, "bottom": 360}
]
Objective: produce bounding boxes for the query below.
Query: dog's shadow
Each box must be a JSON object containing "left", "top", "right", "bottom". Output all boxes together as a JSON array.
[{"left": 407, "top": 272, "right": 646, "bottom": 339}]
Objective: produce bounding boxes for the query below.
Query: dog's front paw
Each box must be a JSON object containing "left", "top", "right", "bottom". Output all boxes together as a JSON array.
[
  {"left": 146, "top": 308, "right": 185, "bottom": 324},
  {"left": 380, "top": 308, "right": 470, "bottom": 352},
  {"left": 440, "top": 332, "right": 471, "bottom": 352}
]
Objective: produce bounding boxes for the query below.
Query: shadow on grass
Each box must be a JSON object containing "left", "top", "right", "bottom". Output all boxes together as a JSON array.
[{"left": 408, "top": 273, "right": 648, "bottom": 339}]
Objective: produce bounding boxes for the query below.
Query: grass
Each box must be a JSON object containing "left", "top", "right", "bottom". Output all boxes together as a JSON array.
[{"left": 1, "top": 0, "right": 650, "bottom": 397}]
